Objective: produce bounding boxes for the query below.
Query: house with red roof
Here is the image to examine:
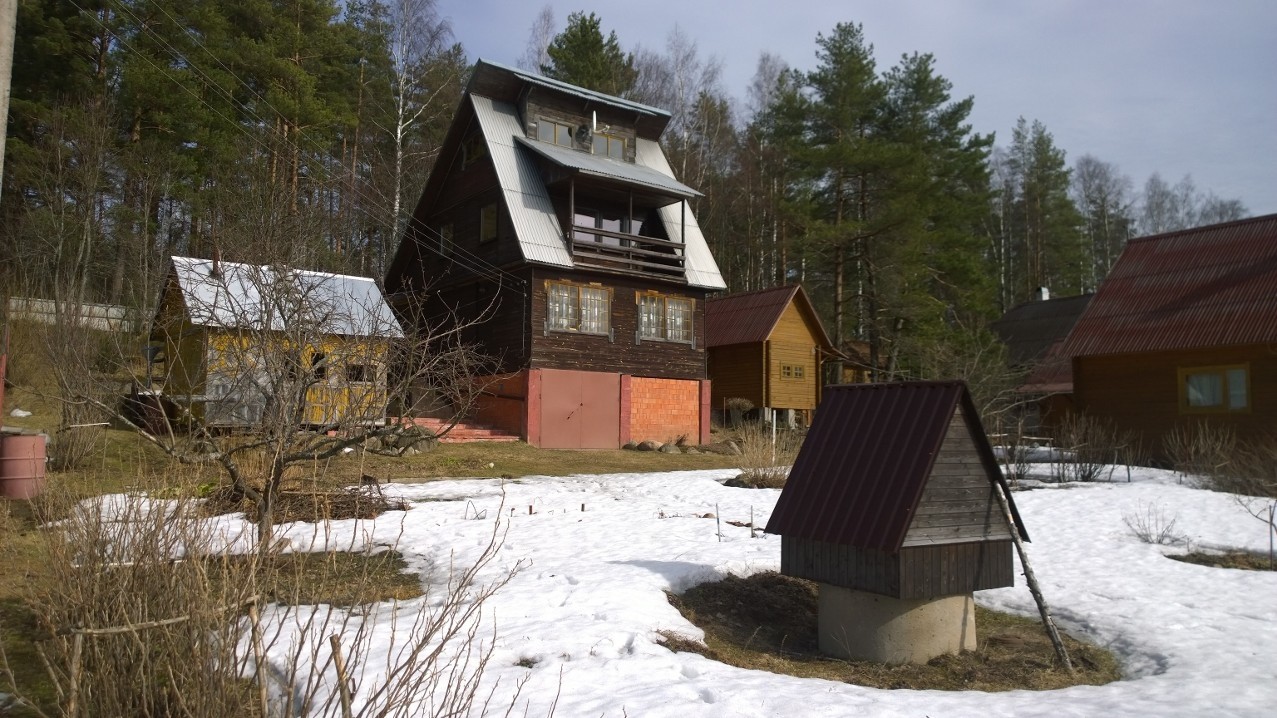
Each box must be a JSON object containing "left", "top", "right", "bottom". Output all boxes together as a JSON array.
[
  {"left": 1059, "top": 213, "right": 1277, "bottom": 455},
  {"left": 704, "top": 285, "right": 837, "bottom": 424}
]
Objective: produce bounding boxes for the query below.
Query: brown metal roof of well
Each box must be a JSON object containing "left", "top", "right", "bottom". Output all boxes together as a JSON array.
[
  {"left": 764, "top": 381, "right": 1026, "bottom": 552},
  {"left": 705, "top": 284, "right": 835, "bottom": 351},
  {"left": 1059, "top": 213, "right": 1277, "bottom": 358}
]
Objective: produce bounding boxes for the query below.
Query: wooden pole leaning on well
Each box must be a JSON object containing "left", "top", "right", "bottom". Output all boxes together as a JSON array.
[
  {"left": 329, "top": 634, "right": 354, "bottom": 718},
  {"left": 993, "top": 482, "right": 1074, "bottom": 674}
]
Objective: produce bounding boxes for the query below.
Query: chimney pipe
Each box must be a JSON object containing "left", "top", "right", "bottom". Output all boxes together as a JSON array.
[{"left": 1034, "top": 286, "right": 1050, "bottom": 302}]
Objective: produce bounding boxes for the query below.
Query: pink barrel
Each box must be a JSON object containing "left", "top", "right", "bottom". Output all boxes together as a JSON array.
[{"left": 0, "top": 433, "right": 48, "bottom": 499}]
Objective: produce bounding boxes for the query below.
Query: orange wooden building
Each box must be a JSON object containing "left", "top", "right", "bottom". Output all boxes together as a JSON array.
[{"left": 705, "top": 285, "right": 837, "bottom": 424}]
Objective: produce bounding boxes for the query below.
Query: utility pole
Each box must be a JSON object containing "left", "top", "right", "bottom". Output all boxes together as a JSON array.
[{"left": 0, "top": 0, "right": 16, "bottom": 201}]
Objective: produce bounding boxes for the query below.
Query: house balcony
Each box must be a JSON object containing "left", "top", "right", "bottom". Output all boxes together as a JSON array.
[{"left": 570, "top": 227, "right": 685, "bottom": 281}]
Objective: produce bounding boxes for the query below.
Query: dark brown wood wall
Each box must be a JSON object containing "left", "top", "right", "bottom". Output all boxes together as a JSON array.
[
  {"left": 781, "top": 537, "right": 1014, "bottom": 600},
  {"left": 903, "top": 407, "right": 1012, "bottom": 548},
  {"left": 708, "top": 343, "right": 765, "bottom": 408},
  {"left": 529, "top": 268, "right": 707, "bottom": 379},
  {"left": 1074, "top": 344, "right": 1277, "bottom": 458}
]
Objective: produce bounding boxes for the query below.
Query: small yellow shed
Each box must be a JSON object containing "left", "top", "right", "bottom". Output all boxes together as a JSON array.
[
  {"left": 705, "top": 285, "right": 837, "bottom": 422},
  {"left": 151, "top": 256, "right": 403, "bottom": 429}
]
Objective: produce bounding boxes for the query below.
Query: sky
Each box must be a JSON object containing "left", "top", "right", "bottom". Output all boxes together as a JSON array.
[
  {"left": 443, "top": 0, "right": 1276, "bottom": 218},
  {"left": 90, "top": 465, "right": 1277, "bottom": 715}
]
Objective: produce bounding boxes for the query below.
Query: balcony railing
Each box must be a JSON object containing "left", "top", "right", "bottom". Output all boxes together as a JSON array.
[{"left": 570, "top": 226, "right": 685, "bottom": 280}]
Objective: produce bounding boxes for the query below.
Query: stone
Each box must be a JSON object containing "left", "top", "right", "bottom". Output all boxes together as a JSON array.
[
  {"left": 622, "top": 441, "right": 639, "bottom": 451},
  {"left": 684, "top": 446, "right": 700, "bottom": 455},
  {"left": 658, "top": 442, "right": 680, "bottom": 454},
  {"left": 637, "top": 440, "right": 660, "bottom": 452}
]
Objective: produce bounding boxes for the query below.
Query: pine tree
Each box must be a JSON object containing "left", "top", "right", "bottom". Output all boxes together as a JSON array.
[{"left": 540, "top": 11, "right": 636, "bottom": 97}]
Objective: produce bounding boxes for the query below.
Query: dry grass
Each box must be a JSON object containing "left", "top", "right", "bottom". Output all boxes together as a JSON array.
[
  {"left": 726, "top": 422, "right": 801, "bottom": 489},
  {"left": 1168, "top": 551, "right": 1274, "bottom": 571},
  {"left": 661, "top": 572, "right": 1121, "bottom": 692}
]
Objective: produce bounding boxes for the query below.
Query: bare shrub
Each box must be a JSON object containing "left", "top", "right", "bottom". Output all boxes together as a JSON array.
[
  {"left": 5, "top": 483, "right": 522, "bottom": 717},
  {"left": 1050, "top": 413, "right": 1121, "bottom": 483},
  {"left": 733, "top": 421, "right": 801, "bottom": 488},
  {"left": 723, "top": 397, "right": 754, "bottom": 428},
  {"left": 1123, "top": 502, "right": 1185, "bottom": 545},
  {"left": 992, "top": 416, "right": 1033, "bottom": 483},
  {"left": 1162, "top": 422, "right": 1236, "bottom": 485}
]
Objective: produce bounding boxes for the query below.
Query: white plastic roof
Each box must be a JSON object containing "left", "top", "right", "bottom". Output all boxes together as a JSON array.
[{"left": 169, "top": 256, "right": 403, "bottom": 338}]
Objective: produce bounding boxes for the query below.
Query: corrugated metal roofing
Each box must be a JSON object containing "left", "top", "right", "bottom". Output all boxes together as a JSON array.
[
  {"left": 169, "top": 256, "right": 402, "bottom": 338},
  {"left": 764, "top": 381, "right": 1026, "bottom": 552},
  {"left": 634, "top": 139, "right": 726, "bottom": 290},
  {"left": 471, "top": 95, "right": 575, "bottom": 269},
  {"left": 471, "top": 59, "right": 669, "bottom": 120},
  {"left": 705, "top": 285, "right": 834, "bottom": 352},
  {"left": 991, "top": 294, "right": 1093, "bottom": 366},
  {"left": 514, "top": 136, "right": 701, "bottom": 200},
  {"left": 1060, "top": 214, "right": 1277, "bottom": 358}
]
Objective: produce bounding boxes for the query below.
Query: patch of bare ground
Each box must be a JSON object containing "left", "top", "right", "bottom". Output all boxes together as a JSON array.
[
  {"left": 1169, "top": 551, "right": 1274, "bottom": 571},
  {"left": 660, "top": 572, "right": 1121, "bottom": 691}
]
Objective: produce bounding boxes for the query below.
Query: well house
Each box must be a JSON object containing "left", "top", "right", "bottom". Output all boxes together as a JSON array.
[{"left": 765, "top": 381, "right": 1028, "bottom": 663}]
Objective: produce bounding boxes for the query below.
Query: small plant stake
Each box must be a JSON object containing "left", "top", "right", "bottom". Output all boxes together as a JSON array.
[{"left": 716, "top": 503, "right": 722, "bottom": 542}]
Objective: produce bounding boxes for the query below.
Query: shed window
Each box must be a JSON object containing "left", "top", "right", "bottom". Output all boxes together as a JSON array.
[
  {"left": 781, "top": 364, "right": 805, "bottom": 380},
  {"left": 638, "top": 294, "right": 693, "bottom": 343},
  {"left": 547, "top": 282, "right": 610, "bottom": 335},
  {"left": 346, "top": 364, "right": 373, "bottom": 383},
  {"left": 1179, "top": 364, "right": 1248, "bottom": 412}
]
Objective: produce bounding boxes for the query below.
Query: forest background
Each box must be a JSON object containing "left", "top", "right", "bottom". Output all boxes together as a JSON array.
[{"left": 0, "top": 0, "right": 1252, "bottom": 382}]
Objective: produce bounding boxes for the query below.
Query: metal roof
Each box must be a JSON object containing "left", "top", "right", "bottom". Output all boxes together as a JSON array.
[
  {"left": 705, "top": 285, "right": 835, "bottom": 351},
  {"left": 1060, "top": 214, "right": 1277, "bottom": 358},
  {"left": 471, "top": 95, "right": 575, "bottom": 269},
  {"left": 168, "top": 256, "right": 402, "bottom": 338},
  {"left": 764, "top": 381, "right": 1027, "bottom": 552},
  {"left": 991, "top": 294, "right": 1093, "bottom": 366},
  {"left": 514, "top": 136, "right": 701, "bottom": 200},
  {"left": 634, "top": 139, "right": 726, "bottom": 290},
  {"left": 469, "top": 59, "right": 669, "bottom": 120}
]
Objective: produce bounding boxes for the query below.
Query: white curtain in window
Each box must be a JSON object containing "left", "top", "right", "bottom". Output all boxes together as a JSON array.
[
  {"left": 639, "top": 295, "right": 662, "bottom": 338},
  {"left": 549, "top": 284, "right": 576, "bottom": 330},
  {"left": 580, "top": 287, "right": 609, "bottom": 334},
  {"left": 666, "top": 298, "right": 691, "bottom": 342},
  {"left": 1185, "top": 373, "right": 1223, "bottom": 407}
]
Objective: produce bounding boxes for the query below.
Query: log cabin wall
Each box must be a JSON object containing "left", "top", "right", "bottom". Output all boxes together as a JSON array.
[
  {"left": 1074, "top": 344, "right": 1277, "bottom": 459},
  {"left": 529, "top": 268, "right": 707, "bottom": 379}
]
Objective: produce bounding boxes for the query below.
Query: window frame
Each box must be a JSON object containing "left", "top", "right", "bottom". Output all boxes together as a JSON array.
[
  {"left": 636, "top": 292, "right": 694, "bottom": 344},
  {"left": 536, "top": 118, "right": 575, "bottom": 148},
  {"left": 546, "top": 281, "right": 612, "bottom": 337},
  {"left": 781, "top": 363, "right": 806, "bottom": 380},
  {"left": 1177, "top": 363, "right": 1250, "bottom": 414},
  {"left": 479, "top": 203, "right": 498, "bottom": 244},
  {"left": 592, "top": 132, "right": 626, "bottom": 160}
]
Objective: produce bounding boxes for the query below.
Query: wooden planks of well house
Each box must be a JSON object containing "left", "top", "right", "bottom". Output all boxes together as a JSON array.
[{"left": 765, "top": 381, "right": 1028, "bottom": 601}]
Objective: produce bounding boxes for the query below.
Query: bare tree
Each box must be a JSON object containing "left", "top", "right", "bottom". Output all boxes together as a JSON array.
[
  {"left": 1071, "top": 154, "right": 1134, "bottom": 289},
  {"left": 519, "top": 4, "right": 556, "bottom": 72}
]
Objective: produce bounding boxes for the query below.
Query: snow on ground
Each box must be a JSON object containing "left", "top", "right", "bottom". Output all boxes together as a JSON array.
[{"left": 105, "top": 466, "right": 1277, "bottom": 716}]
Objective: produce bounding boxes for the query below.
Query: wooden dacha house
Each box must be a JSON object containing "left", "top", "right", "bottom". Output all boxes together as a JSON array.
[
  {"left": 766, "top": 381, "right": 1028, "bottom": 664},
  {"left": 384, "top": 60, "right": 726, "bottom": 448}
]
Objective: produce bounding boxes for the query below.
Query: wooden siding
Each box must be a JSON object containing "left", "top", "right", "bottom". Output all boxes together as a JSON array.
[
  {"left": 781, "top": 536, "right": 1014, "bottom": 600},
  {"left": 765, "top": 302, "right": 819, "bottom": 410},
  {"left": 1074, "top": 344, "right": 1277, "bottom": 458},
  {"left": 707, "top": 343, "right": 764, "bottom": 408},
  {"left": 426, "top": 269, "right": 532, "bottom": 373},
  {"left": 903, "top": 406, "right": 1011, "bottom": 547},
  {"left": 529, "top": 268, "right": 706, "bottom": 379}
]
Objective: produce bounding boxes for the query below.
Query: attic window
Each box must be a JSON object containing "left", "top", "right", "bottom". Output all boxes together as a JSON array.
[
  {"left": 462, "top": 132, "right": 487, "bottom": 167},
  {"left": 536, "top": 119, "right": 574, "bottom": 147},
  {"left": 1179, "top": 364, "right": 1248, "bottom": 413},
  {"left": 480, "top": 203, "right": 498, "bottom": 243},
  {"left": 592, "top": 133, "right": 625, "bottom": 160}
]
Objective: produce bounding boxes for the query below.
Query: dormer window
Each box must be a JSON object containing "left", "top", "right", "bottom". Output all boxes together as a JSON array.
[
  {"left": 537, "top": 119, "right": 574, "bottom": 147},
  {"left": 592, "top": 133, "right": 625, "bottom": 160}
]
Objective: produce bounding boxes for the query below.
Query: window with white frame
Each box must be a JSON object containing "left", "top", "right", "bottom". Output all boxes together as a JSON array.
[
  {"left": 547, "top": 282, "right": 610, "bottom": 335},
  {"left": 1179, "top": 364, "right": 1249, "bottom": 412},
  {"left": 637, "top": 294, "right": 693, "bottom": 343}
]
